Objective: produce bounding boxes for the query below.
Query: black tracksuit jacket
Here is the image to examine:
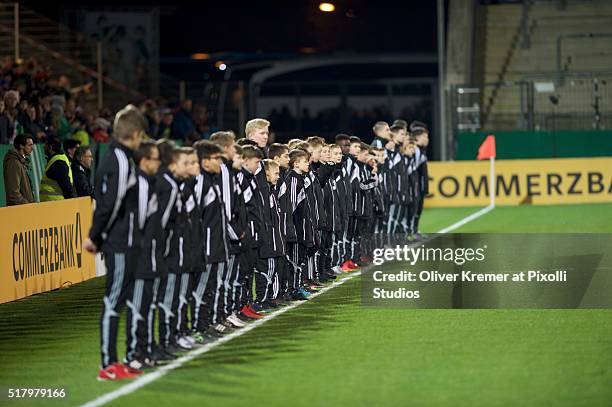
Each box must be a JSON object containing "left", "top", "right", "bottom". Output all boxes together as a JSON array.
[
  {"left": 278, "top": 169, "right": 315, "bottom": 248},
  {"left": 198, "top": 170, "right": 229, "bottom": 264},
  {"left": 90, "top": 140, "right": 139, "bottom": 253}
]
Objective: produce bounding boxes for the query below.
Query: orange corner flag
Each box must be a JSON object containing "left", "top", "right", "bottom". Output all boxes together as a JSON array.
[{"left": 477, "top": 135, "right": 496, "bottom": 160}]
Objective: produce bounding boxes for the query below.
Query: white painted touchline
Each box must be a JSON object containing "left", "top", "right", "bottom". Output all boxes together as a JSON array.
[
  {"left": 436, "top": 204, "right": 494, "bottom": 234},
  {"left": 80, "top": 270, "right": 362, "bottom": 407}
]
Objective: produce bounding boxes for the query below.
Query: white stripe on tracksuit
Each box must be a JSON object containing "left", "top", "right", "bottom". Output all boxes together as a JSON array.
[
  {"left": 223, "top": 255, "right": 236, "bottom": 315},
  {"left": 104, "top": 151, "right": 129, "bottom": 237},
  {"left": 212, "top": 263, "right": 225, "bottom": 325},
  {"left": 192, "top": 265, "right": 211, "bottom": 329},
  {"left": 272, "top": 258, "right": 279, "bottom": 299},
  {"left": 127, "top": 279, "right": 145, "bottom": 360},
  {"left": 160, "top": 273, "right": 176, "bottom": 346},
  {"left": 147, "top": 278, "right": 160, "bottom": 353},
  {"left": 101, "top": 253, "right": 125, "bottom": 367},
  {"left": 176, "top": 273, "right": 190, "bottom": 331}
]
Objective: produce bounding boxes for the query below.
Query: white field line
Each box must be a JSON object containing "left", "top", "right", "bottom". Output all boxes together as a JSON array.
[
  {"left": 436, "top": 204, "right": 494, "bottom": 234},
  {"left": 82, "top": 204, "right": 495, "bottom": 406}
]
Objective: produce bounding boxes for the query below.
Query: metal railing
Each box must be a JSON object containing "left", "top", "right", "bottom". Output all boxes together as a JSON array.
[{"left": 452, "top": 72, "right": 612, "bottom": 132}]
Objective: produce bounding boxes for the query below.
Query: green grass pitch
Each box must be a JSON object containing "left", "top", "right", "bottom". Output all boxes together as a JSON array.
[{"left": 1, "top": 203, "right": 611, "bottom": 406}]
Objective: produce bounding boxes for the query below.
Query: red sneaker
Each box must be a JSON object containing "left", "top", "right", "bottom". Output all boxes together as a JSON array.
[
  {"left": 341, "top": 260, "right": 354, "bottom": 272},
  {"left": 240, "top": 305, "right": 263, "bottom": 319},
  {"left": 97, "top": 362, "right": 140, "bottom": 381},
  {"left": 247, "top": 304, "right": 265, "bottom": 318},
  {"left": 341, "top": 260, "right": 359, "bottom": 272},
  {"left": 123, "top": 364, "right": 143, "bottom": 376}
]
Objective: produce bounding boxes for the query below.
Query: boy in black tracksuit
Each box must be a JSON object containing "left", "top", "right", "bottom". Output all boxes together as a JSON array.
[
  {"left": 395, "top": 145, "right": 410, "bottom": 234},
  {"left": 326, "top": 144, "right": 345, "bottom": 273},
  {"left": 371, "top": 121, "right": 391, "bottom": 149},
  {"left": 370, "top": 147, "right": 387, "bottom": 251},
  {"left": 174, "top": 150, "right": 203, "bottom": 348},
  {"left": 194, "top": 141, "right": 232, "bottom": 335},
  {"left": 84, "top": 105, "right": 145, "bottom": 380},
  {"left": 304, "top": 168, "right": 324, "bottom": 285},
  {"left": 278, "top": 148, "right": 313, "bottom": 300},
  {"left": 125, "top": 141, "right": 164, "bottom": 370},
  {"left": 334, "top": 153, "right": 350, "bottom": 271},
  {"left": 235, "top": 145, "right": 267, "bottom": 316},
  {"left": 209, "top": 132, "right": 246, "bottom": 328},
  {"left": 319, "top": 144, "right": 342, "bottom": 280},
  {"left": 268, "top": 143, "right": 291, "bottom": 296},
  {"left": 269, "top": 143, "right": 290, "bottom": 187},
  {"left": 155, "top": 148, "right": 192, "bottom": 353},
  {"left": 352, "top": 143, "right": 378, "bottom": 264},
  {"left": 256, "top": 159, "right": 286, "bottom": 306},
  {"left": 341, "top": 138, "right": 361, "bottom": 270},
  {"left": 410, "top": 122, "right": 430, "bottom": 239}
]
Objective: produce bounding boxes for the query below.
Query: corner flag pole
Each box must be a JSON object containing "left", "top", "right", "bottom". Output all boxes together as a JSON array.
[
  {"left": 477, "top": 134, "right": 497, "bottom": 209},
  {"left": 489, "top": 156, "right": 495, "bottom": 208}
]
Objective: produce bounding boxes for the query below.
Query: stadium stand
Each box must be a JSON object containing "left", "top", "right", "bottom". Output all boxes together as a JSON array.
[{"left": 481, "top": 0, "right": 612, "bottom": 130}]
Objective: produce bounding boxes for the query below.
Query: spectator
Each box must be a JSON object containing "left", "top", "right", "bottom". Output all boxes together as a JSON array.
[
  {"left": 0, "top": 90, "right": 20, "bottom": 144},
  {"left": 171, "top": 98, "right": 195, "bottom": 140},
  {"left": 22, "top": 103, "right": 47, "bottom": 143},
  {"left": 72, "top": 146, "right": 94, "bottom": 197},
  {"left": 63, "top": 139, "right": 80, "bottom": 165},
  {"left": 71, "top": 116, "right": 91, "bottom": 146},
  {"left": 92, "top": 118, "right": 111, "bottom": 143},
  {"left": 184, "top": 130, "right": 202, "bottom": 147},
  {"left": 39, "top": 136, "right": 76, "bottom": 201},
  {"left": 156, "top": 108, "right": 172, "bottom": 139},
  {"left": 3, "top": 133, "right": 35, "bottom": 205}
]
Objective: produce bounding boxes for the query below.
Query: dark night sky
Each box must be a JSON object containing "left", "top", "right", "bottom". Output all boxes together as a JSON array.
[{"left": 24, "top": 1, "right": 438, "bottom": 57}]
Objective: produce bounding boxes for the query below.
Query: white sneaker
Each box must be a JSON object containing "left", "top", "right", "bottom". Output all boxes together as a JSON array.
[
  {"left": 176, "top": 336, "right": 193, "bottom": 350},
  {"left": 332, "top": 266, "right": 343, "bottom": 275},
  {"left": 183, "top": 334, "right": 196, "bottom": 346},
  {"left": 227, "top": 314, "right": 246, "bottom": 328}
]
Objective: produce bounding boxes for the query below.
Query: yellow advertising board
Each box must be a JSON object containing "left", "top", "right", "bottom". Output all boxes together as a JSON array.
[
  {"left": 0, "top": 197, "right": 96, "bottom": 304},
  {"left": 425, "top": 157, "right": 612, "bottom": 207}
]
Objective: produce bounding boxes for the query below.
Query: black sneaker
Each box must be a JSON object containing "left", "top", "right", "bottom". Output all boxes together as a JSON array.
[
  {"left": 165, "top": 343, "right": 185, "bottom": 354},
  {"left": 125, "top": 355, "right": 155, "bottom": 370},
  {"left": 236, "top": 312, "right": 253, "bottom": 322},
  {"left": 204, "top": 326, "right": 223, "bottom": 339},
  {"left": 291, "top": 291, "right": 309, "bottom": 301},
  {"left": 221, "top": 320, "right": 237, "bottom": 331},
  {"left": 151, "top": 347, "right": 177, "bottom": 363},
  {"left": 264, "top": 299, "right": 281, "bottom": 308}
]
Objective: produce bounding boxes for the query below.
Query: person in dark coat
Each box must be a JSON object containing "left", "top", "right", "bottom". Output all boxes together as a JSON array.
[
  {"left": 72, "top": 146, "right": 94, "bottom": 197},
  {"left": 3, "top": 133, "right": 35, "bottom": 205}
]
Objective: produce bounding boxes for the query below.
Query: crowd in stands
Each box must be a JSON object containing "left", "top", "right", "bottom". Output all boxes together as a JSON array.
[
  {"left": 0, "top": 57, "right": 211, "bottom": 148},
  {"left": 0, "top": 57, "right": 214, "bottom": 207}
]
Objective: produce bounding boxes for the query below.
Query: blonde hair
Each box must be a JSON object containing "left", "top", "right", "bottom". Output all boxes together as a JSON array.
[
  {"left": 245, "top": 118, "right": 270, "bottom": 138},
  {"left": 113, "top": 104, "right": 147, "bottom": 141},
  {"left": 210, "top": 131, "right": 236, "bottom": 148},
  {"left": 373, "top": 121, "right": 389, "bottom": 132},
  {"left": 306, "top": 136, "right": 325, "bottom": 148},
  {"left": 262, "top": 158, "right": 280, "bottom": 172},
  {"left": 288, "top": 139, "right": 308, "bottom": 150}
]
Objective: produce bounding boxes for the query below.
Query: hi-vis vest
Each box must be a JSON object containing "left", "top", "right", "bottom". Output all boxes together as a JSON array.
[{"left": 39, "top": 154, "right": 73, "bottom": 201}]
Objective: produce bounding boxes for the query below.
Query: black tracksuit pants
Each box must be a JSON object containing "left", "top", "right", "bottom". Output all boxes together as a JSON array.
[
  {"left": 100, "top": 252, "right": 135, "bottom": 368},
  {"left": 126, "top": 277, "right": 155, "bottom": 361}
]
